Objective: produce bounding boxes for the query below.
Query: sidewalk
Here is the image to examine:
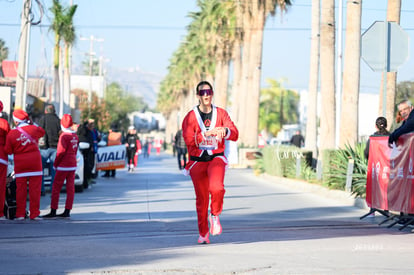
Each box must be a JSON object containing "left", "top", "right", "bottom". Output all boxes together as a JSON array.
[{"left": 260, "top": 173, "right": 369, "bottom": 211}]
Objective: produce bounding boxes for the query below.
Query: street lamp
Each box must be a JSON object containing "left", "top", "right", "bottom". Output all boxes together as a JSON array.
[{"left": 79, "top": 35, "right": 104, "bottom": 115}]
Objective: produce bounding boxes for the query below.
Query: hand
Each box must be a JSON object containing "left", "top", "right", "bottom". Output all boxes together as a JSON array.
[
  {"left": 388, "top": 136, "right": 396, "bottom": 148},
  {"left": 205, "top": 127, "right": 226, "bottom": 139},
  {"left": 389, "top": 142, "right": 398, "bottom": 149}
]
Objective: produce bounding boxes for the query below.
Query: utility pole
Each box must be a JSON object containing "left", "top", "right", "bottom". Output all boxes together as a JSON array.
[
  {"left": 80, "top": 35, "right": 104, "bottom": 115},
  {"left": 15, "top": 0, "right": 32, "bottom": 111},
  {"left": 335, "top": 0, "right": 343, "bottom": 148}
]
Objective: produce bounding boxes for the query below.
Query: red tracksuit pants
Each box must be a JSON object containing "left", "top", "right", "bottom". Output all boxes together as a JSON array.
[
  {"left": 51, "top": 170, "right": 75, "bottom": 210},
  {"left": 0, "top": 164, "right": 7, "bottom": 218},
  {"left": 16, "top": 175, "right": 42, "bottom": 219},
  {"left": 190, "top": 157, "right": 226, "bottom": 236}
]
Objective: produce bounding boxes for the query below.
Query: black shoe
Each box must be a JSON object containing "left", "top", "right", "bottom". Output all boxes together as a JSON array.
[
  {"left": 57, "top": 209, "right": 71, "bottom": 219},
  {"left": 42, "top": 209, "right": 57, "bottom": 219}
]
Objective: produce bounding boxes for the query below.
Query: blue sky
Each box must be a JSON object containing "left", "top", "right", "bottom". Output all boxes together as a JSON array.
[{"left": 1, "top": 0, "right": 414, "bottom": 95}]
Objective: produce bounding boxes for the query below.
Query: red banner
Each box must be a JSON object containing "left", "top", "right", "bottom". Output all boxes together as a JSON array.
[{"left": 366, "top": 133, "right": 414, "bottom": 213}]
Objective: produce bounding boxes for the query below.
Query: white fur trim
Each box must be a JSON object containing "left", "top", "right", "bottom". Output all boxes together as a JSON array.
[
  {"left": 61, "top": 127, "right": 75, "bottom": 133},
  {"left": 15, "top": 171, "right": 43, "bottom": 177},
  {"left": 56, "top": 166, "right": 77, "bottom": 171},
  {"left": 13, "top": 115, "right": 24, "bottom": 123}
]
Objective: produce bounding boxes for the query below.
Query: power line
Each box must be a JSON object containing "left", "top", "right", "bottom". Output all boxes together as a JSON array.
[{"left": 2, "top": 22, "right": 414, "bottom": 32}]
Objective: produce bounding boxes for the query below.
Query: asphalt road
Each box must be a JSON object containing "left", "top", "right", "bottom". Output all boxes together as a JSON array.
[{"left": 1, "top": 152, "right": 413, "bottom": 275}]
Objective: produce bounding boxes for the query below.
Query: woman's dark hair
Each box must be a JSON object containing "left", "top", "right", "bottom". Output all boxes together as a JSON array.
[
  {"left": 196, "top": 81, "right": 213, "bottom": 93},
  {"left": 375, "top": 116, "right": 389, "bottom": 135}
]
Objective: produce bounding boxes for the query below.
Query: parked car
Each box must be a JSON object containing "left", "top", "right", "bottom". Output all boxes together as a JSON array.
[
  {"left": 268, "top": 138, "right": 290, "bottom": 146},
  {"left": 43, "top": 149, "right": 85, "bottom": 193}
]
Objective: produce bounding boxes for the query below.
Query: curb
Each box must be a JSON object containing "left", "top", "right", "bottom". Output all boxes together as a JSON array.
[{"left": 260, "top": 173, "right": 369, "bottom": 210}]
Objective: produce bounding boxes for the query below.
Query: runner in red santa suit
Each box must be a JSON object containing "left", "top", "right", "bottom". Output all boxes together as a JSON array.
[
  {"left": 0, "top": 101, "right": 10, "bottom": 220},
  {"left": 43, "top": 114, "right": 79, "bottom": 219},
  {"left": 182, "top": 81, "right": 239, "bottom": 244},
  {"left": 5, "top": 109, "right": 45, "bottom": 220}
]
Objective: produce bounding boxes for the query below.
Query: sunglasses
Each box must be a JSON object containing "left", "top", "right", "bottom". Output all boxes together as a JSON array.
[{"left": 197, "top": 89, "right": 214, "bottom": 96}]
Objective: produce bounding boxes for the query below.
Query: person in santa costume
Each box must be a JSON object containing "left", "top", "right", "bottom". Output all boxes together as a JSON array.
[
  {"left": 0, "top": 101, "right": 10, "bottom": 220},
  {"left": 182, "top": 81, "right": 239, "bottom": 244},
  {"left": 5, "top": 109, "right": 45, "bottom": 220},
  {"left": 43, "top": 114, "right": 79, "bottom": 219}
]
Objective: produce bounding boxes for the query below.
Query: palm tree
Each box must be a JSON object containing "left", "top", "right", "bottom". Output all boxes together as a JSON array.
[
  {"left": 259, "top": 78, "right": 299, "bottom": 137},
  {"left": 305, "top": 0, "right": 320, "bottom": 158},
  {"left": 50, "top": 0, "right": 64, "bottom": 108},
  {"left": 209, "top": 0, "right": 235, "bottom": 109},
  {"left": 0, "top": 39, "right": 8, "bottom": 77},
  {"left": 319, "top": 0, "right": 336, "bottom": 150},
  {"left": 61, "top": 3, "right": 77, "bottom": 117},
  {"left": 339, "top": 0, "right": 362, "bottom": 147},
  {"left": 237, "top": 0, "right": 291, "bottom": 147},
  {"left": 378, "top": 0, "right": 401, "bottom": 125}
]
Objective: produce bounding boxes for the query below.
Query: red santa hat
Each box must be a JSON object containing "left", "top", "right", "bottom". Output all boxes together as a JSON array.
[
  {"left": 0, "top": 101, "right": 3, "bottom": 113},
  {"left": 13, "top": 109, "right": 29, "bottom": 123},
  {"left": 61, "top": 114, "right": 73, "bottom": 129}
]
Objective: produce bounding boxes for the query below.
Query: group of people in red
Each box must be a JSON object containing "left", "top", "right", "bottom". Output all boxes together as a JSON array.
[
  {"left": 0, "top": 80, "right": 240, "bottom": 246},
  {"left": 0, "top": 101, "right": 78, "bottom": 221}
]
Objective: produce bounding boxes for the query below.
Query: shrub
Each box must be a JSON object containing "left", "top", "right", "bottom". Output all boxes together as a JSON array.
[
  {"left": 256, "top": 143, "right": 367, "bottom": 197},
  {"left": 259, "top": 145, "right": 315, "bottom": 180},
  {"left": 324, "top": 143, "right": 368, "bottom": 197}
]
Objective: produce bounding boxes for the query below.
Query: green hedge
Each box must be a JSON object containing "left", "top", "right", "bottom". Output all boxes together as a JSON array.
[
  {"left": 254, "top": 143, "right": 368, "bottom": 198},
  {"left": 260, "top": 145, "right": 313, "bottom": 178}
]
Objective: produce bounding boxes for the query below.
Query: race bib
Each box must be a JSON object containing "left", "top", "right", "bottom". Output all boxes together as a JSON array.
[{"left": 199, "top": 136, "right": 218, "bottom": 150}]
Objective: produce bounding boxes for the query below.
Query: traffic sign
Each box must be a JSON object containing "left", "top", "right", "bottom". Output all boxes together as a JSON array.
[{"left": 361, "top": 21, "right": 409, "bottom": 72}]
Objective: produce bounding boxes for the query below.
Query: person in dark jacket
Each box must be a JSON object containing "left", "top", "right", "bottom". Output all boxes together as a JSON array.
[
  {"left": 174, "top": 129, "right": 187, "bottom": 170},
  {"left": 290, "top": 130, "right": 304, "bottom": 148},
  {"left": 125, "top": 126, "right": 140, "bottom": 172},
  {"left": 388, "top": 99, "right": 414, "bottom": 147},
  {"left": 38, "top": 104, "right": 61, "bottom": 196},
  {"left": 77, "top": 120, "right": 94, "bottom": 188}
]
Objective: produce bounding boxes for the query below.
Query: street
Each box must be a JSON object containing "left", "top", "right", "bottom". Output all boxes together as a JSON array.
[{"left": 1, "top": 152, "right": 414, "bottom": 275}]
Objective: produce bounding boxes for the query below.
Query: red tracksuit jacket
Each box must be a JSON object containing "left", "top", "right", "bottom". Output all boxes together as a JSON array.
[
  {"left": 0, "top": 118, "right": 10, "bottom": 166},
  {"left": 54, "top": 130, "right": 79, "bottom": 171},
  {"left": 182, "top": 105, "right": 238, "bottom": 173},
  {"left": 4, "top": 123, "right": 45, "bottom": 177}
]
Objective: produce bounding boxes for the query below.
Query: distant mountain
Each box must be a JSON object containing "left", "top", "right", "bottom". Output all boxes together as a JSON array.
[{"left": 105, "top": 66, "right": 164, "bottom": 109}]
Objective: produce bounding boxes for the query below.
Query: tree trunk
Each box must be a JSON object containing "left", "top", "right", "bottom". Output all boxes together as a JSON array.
[
  {"left": 231, "top": 2, "right": 244, "bottom": 127},
  {"left": 230, "top": 40, "right": 242, "bottom": 125},
  {"left": 213, "top": 59, "right": 229, "bottom": 109},
  {"left": 52, "top": 40, "right": 61, "bottom": 106},
  {"left": 237, "top": 25, "right": 252, "bottom": 146},
  {"left": 339, "top": 0, "right": 361, "bottom": 147},
  {"left": 319, "top": 0, "right": 336, "bottom": 150},
  {"left": 245, "top": 11, "right": 265, "bottom": 147},
  {"left": 305, "top": 0, "right": 320, "bottom": 158},
  {"left": 62, "top": 44, "right": 72, "bottom": 116}
]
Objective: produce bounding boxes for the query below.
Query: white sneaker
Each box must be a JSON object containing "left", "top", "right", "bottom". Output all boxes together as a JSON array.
[
  {"left": 31, "top": 216, "right": 43, "bottom": 221},
  {"left": 0, "top": 216, "right": 7, "bottom": 221},
  {"left": 198, "top": 233, "right": 210, "bottom": 244},
  {"left": 209, "top": 214, "right": 222, "bottom": 236},
  {"left": 15, "top": 217, "right": 25, "bottom": 221}
]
